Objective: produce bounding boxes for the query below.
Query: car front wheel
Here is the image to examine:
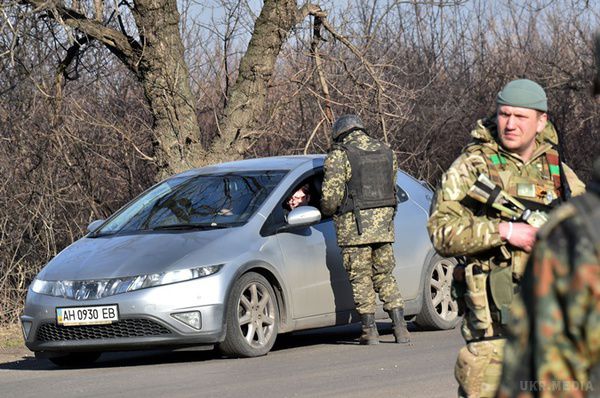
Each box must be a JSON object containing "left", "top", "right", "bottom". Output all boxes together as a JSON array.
[
  {"left": 415, "top": 255, "right": 460, "bottom": 330},
  {"left": 219, "top": 272, "right": 279, "bottom": 357}
]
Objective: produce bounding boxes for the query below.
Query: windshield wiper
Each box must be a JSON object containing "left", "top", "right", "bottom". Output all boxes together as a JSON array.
[
  {"left": 88, "top": 231, "right": 116, "bottom": 238},
  {"left": 151, "top": 223, "right": 234, "bottom": 231}
]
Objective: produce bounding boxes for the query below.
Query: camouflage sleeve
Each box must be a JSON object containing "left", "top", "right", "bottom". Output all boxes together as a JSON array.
[
  {"left": 530, "top": 211, "right": 600, "bottom": 388},
  {"left": 500, "top": 204, "right": 600, "bottom": 395},
  {"left": 562, "top": 162, "right": 586, "bottom": 197},
  {"left": 427, "top": 152, "right": 504, "bottom": 257},
  {"left": 321, "top": 149, "right": 350, "bottom": 216}
]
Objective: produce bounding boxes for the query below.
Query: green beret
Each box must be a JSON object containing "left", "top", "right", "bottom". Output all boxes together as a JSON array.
[{"left": 496, "top": 79, "right": 547, "bottom": 112}]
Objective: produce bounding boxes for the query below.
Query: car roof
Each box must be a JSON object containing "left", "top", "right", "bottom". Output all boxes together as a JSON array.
[{"left": 174, "top": 155, "right": 326, "bottom": 178}]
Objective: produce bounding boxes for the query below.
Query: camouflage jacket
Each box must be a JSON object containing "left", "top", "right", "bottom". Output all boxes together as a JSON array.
[
  {"left": 321, "top": 130, "right": 398, "bottom": 246},
  {"left": 498, "top": 180, "right": 600, "bottom": 397},
  {"left": 427, "top": 118, "right": 585, "bottom": 272}
]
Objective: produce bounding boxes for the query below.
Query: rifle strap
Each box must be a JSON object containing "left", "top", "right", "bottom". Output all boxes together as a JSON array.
[{"left": 486, "top": 186, "right": 502, "bottom": 208}]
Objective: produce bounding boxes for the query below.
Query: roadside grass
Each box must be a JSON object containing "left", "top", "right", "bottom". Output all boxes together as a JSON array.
[{"left": 0, "top": 323, "right": 24, "bottom": 350}]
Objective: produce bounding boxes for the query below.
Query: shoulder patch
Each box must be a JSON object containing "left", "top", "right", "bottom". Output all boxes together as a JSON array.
[{"left": 537, "top": 203, "right": 577, "bottom": 239}]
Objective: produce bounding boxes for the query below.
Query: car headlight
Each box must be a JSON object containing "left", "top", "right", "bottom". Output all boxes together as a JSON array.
[{"left": 30, "top": 264, "right": 223, "bottom": 300}]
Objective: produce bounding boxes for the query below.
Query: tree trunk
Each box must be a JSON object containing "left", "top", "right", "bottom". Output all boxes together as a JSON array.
[
  {"left": 22, "top": 0, "right": 204, "bottom": 180},
  {"left": 20, "top": 0, "right": 313, "bottom": 178},
  {"left": 208, "top": 0, "right": 302, "bottom": 163},
  {"left": 130, "top": 0, "right": 205, "bottom": 179}
]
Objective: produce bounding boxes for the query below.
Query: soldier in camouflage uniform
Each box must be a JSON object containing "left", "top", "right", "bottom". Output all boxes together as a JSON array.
[
  {"left": 427, "top": 79, "right": 585, "bottom": 397},
  {"left": 497, "top": 34, "right": 600, "bottom": 398},
  {"left": 496, "top": 158, "right": 600, "bottom": 398},
  {"left": 321, "top": 114, "right": 410, "bottom": 345}
]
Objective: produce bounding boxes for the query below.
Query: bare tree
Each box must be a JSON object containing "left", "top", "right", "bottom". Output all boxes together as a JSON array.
[
  {"left": 1, "top": 0, "right": 599, "bottom": 325},
  {"left": 7, "top": 0, "right": 316, "bottom": 178}
]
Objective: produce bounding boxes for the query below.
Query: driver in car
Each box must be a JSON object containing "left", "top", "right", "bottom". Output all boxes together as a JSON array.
[{"left": 286, "top": 184, "right": 312, "bottom": 211}]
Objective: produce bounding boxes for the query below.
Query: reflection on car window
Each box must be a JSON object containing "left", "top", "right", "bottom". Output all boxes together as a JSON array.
[{"left": 96, "top": 171, "right": 287, "bottom": 235}]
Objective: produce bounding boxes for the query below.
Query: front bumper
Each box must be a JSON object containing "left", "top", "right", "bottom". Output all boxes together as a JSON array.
[{"left": 21, "top": 277, "right": 227, "bottom": 353}]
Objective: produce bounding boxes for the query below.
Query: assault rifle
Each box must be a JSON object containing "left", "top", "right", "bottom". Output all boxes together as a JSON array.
[{"left": 467, "top": 174, "right": 550, "bottom": 228}]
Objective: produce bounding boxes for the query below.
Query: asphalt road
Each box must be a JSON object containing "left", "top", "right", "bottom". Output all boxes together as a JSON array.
[{"left": 0, "top": 322, "right": 462, "bottom": 398}]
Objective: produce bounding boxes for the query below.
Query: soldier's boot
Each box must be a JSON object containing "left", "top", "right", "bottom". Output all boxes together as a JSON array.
[
  {"left": 387, "top": 307, "right": 410, "bottom": 343},
  {"left": 359, "top": 313, "right": 379, "bottom": 345}
]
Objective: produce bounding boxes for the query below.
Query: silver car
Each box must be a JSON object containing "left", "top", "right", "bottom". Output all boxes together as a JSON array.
[{"left": 21, "top": 155, "right": 459, "bottom": 366}]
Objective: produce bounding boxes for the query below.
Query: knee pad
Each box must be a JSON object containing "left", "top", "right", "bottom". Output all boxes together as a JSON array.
[{"left": 455, "top": 339, "right": 506, "bottom": 398}]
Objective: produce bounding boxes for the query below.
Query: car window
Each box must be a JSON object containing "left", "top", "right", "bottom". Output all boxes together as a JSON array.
[
  {"left": 282, "top": 175, "right": 323, "bottom": 211},
  {"left": 280, "top": 174, "right": 403, "bottom": 219},
  {"left": 95, "top": 171, "right": 287, "bottom": 235}
]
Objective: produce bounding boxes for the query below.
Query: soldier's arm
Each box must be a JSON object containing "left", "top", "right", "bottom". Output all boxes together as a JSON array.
[
  {"left": 500, "top": 206, "right": 597, "bottom": 395},
  {"left": 534, "top": 208, "right": 599, "bottom": 383},
  {"left": 427, "top": 153, "right": 504, "bottom": 257},
  {"left": 562, "top": 162, "right": 586, "bottom": 197},
  {"left": 320, "top": 149, "right": 349, "bottom": 217}
]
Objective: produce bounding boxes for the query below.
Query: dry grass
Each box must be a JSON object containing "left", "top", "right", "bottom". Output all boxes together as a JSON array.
[{"left": 0, "top": 323, "right": 25, "bottom": 350}]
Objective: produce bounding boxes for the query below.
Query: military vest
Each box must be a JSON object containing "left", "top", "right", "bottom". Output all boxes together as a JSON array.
[
  {"left": 467, "top": 144, "right": 564, "bottom": 207},
  {"left": 336, "top": 142, "right": 397, "bottom": 215},
  {"left": 465, "top": 144, "right": 564, "bottom": 277}
]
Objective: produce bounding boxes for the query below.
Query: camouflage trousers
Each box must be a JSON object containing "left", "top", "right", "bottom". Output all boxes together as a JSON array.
[
  {"left": 341, "top": 243, "right": 404, "bottom": 314},
  {"left": 455, "top": 338, "right": 506, "bottom": 398},
  {"left": 456, "top": 265, "right": 506, "bottom": 397}
]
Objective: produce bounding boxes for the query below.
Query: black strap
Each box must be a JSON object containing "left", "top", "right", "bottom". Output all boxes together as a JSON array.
[
  {"left": 486, "top": 186, "right": 502, "bottom": 207},
  {"left": 517, "top": 197, "right": 555, "bottom": 213},
  {"left": 466, "top": 335, "right": 506, "bottom": 344}
]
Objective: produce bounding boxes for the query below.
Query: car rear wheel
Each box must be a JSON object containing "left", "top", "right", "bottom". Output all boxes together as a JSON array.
[
  {"left": 219, "top": 272, "right": 279, "bottom": 357},
  {"left": 415, "top": 255, "right": 460, "bottom": 330},
  {"left": 44, "top": 352, "right": 101, "bottom": 368}
]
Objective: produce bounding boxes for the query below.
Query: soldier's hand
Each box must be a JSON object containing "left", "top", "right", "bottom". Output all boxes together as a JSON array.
[{"left": 499, "top": 221, "right": 538, "bottom": 252}]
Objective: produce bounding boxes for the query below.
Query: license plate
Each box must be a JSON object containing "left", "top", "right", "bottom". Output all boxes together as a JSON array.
[{"left": 56, "top": 305, "right": 119, "bottom": 326}]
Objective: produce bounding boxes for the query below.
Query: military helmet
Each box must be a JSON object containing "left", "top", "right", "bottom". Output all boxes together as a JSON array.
[{"left": 332, "top": 114, "right": 365, "bottom": 141}]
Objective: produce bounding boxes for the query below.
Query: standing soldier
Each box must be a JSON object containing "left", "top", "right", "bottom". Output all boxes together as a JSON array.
[
  {"left": 497, "top": 34, "right": 600, "bottom": 398},
  {"left": 428, "top": 79, "right": 585, "bottom": 397},
  {"left": 497, "top": 159, "right": 600, "bottom": 398},
  {"left": 321, "top": 114, "right": 410, "bottom": 345}
]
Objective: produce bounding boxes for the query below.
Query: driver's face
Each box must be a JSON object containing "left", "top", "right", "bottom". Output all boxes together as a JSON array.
[{"left": 288, "top": 190, "right": 309, "bottom": 209}]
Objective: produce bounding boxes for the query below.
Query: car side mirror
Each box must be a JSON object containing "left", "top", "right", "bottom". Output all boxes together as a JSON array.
[
  {"left": 87, "top": 219, "right": 105, "bottom": 233},
  {"left": 283, "top": 206, "right": 321, "bottom": 230}
]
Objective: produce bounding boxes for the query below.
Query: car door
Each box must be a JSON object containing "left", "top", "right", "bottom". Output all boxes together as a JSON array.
[
  {"left": 275, "top": 219, "right": 354, "bottom": 320},
  {"left": 272, "top": 172, "right": 354, "bottom": 321},
  {"left": 391, "top": 178, "right": 433, "bottom": 299}
]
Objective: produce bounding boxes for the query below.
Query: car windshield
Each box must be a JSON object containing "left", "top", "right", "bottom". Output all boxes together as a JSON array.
[{"left": 94, "top": 171, "right": 287, "bottom": 236}]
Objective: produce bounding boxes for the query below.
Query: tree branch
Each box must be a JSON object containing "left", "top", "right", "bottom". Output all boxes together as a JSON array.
[{"left": 23, "top": 0, "right": 143, "bottom": 74}]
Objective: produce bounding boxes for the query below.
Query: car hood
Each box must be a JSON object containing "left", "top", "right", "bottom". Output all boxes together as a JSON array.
[{"left": 38, "top": 228, "right": 248, "bottom": 281}]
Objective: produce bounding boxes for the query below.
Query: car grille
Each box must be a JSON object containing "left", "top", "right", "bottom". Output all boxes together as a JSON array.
[{"left": 36, "top": 319, "right": 173, "bottom": 342}]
